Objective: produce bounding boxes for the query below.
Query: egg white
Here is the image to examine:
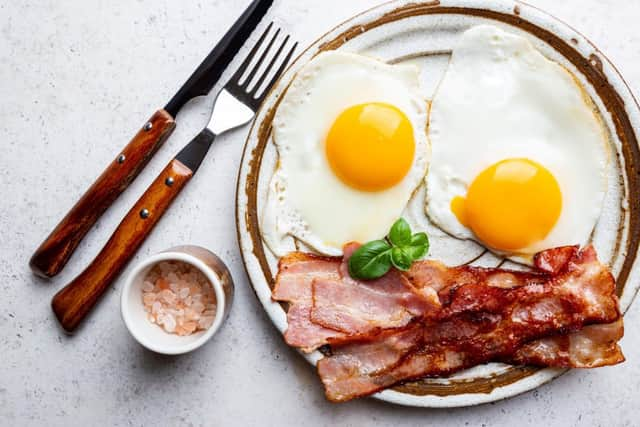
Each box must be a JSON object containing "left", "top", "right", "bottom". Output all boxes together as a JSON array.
[
  {"left": 262, "top": 51, "right": 430, "bottom": 257},
  {"left": 426, "top": 25, "right": 610, "bottom": 262}
]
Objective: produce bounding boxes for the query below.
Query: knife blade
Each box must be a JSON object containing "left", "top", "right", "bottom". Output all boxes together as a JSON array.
[{"left": 29, "top": 0, "right": 274, "bottom": 278}]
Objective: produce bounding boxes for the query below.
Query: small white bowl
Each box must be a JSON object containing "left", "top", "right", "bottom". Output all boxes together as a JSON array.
[{"left": 121, "top": 246, "right": 234, "bottom": 355}]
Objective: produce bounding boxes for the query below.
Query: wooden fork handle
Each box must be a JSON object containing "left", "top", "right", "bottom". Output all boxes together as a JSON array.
[
  {"left": 51, "top": 159, "right": 193, "bottom": 333},
  {"left": 30, "top": 109, "right": 176, "bottom": 278}
]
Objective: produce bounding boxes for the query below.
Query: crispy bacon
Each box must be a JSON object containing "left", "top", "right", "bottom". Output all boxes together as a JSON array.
[
  {"left": 512, "top": 319, "right": 625, "bottom": 368},
  {"left": 316, "top": 245, "right": 622, "bottom": 402},
  {"left": 272, "top": 253, "right": 345, "bottom": 352},
  {"left": 311, "top": 244, "right": 439, "bottom": 335},
  {"left": 273, "top": 245, "right": 439, "bottom": 351},
  {"left": 404, "top": 246, "right": 587, "bottom": 293},
  {"left": 272, "top": 244, "right": 623, "bottom": 402},
  {"left": 316, "top": 325, "right": 423, "bottom": 401},
  {"left": 534, "top": 245, "right": 582, "bottom": 274}
]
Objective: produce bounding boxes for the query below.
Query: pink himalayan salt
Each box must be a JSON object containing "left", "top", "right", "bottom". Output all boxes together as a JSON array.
[{"left": 141, "top": 260, "right": 217, "bottom": 336}]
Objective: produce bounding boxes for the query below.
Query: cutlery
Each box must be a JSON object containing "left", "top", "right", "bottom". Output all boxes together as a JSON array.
[
  {"left": 30, "top": 0, "right": 274, "bottom": 278},
  {"left": 51, "top": 24, "right": 297, "bottom": 332}
]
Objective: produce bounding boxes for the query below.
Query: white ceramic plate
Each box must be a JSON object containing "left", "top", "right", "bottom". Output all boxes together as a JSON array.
[{"left": 236, "top": 0, "right": 640, "bottom": 407}]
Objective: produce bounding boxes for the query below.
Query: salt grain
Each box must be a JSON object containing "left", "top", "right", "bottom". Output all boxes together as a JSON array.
[
  {"left": 142, "top": 293, "right": 156, "bottom": 306},
  {"left": 191, "top": 301, "right": 205, "bottom": 314},
  {"left": 164, "top": 314, "right": 176, "bottom": 332},
  {"left": 159, "top": 289, "right": 176, "bottom": 304},
  {"left": 152, "top": 301, "right": 161, "bottom": 314},
  {"left": 141, "top": 260, "right": 217, "bottom": 336}
]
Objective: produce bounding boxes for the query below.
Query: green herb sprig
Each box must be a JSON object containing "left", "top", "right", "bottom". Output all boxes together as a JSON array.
[{"left": 348, "top": 218, "right": 430, "bottom": 280}]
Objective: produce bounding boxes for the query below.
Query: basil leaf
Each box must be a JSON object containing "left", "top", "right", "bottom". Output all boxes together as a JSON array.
[
  {"left": 388, "top": 218, "right": 412, "bottom": 247},
  {"left": 391, "top": 247, "right": 413, "bottom": 271},
  {"left": 348, "top": 240, "right": 393, "bottom": 280},
  {"left": 405, "top": 232, "right": 430, "bottom": 260}
]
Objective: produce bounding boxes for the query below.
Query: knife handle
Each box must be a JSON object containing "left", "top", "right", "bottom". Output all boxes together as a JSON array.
[
  {"left": 30, "top": 109, "right": 176, "bottom": 278},
  {"left": 51, "top": 159, "right": 193, "bottom": 332}
]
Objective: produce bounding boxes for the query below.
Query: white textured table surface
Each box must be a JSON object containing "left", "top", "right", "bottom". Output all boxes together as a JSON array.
[{"left": 2, "top": 1, "right": 640, "bottom": 426}]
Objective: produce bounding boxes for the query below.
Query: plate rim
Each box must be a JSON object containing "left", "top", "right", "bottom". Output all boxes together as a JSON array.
[{"left": 235, "top": 0, "right": 640, "bottom": 407}]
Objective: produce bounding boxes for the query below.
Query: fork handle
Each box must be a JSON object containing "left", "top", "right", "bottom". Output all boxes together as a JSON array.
[
  {"left": 52, "top": 158, "right": 192, "bottom": 332},
  {"left": 30, "top": 109, "right": 176, "bottom": 278}
]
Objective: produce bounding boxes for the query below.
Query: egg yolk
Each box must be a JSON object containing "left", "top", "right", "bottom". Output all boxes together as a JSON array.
[
  {"left": 325, "top": 103, "right": 415, "bottom": 192},
  {"left": 451, "top": 158, "right": 562, "bottom": 251}
]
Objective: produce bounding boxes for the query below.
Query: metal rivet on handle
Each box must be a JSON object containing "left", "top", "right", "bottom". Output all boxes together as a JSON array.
[
  {"left": 117, "top": 154, "right": 126, "bottom": 164},
  {"left": 143, "top": 122, "right": 153, "bottom": 131},
  {"left": 165, "top": 177, "right": 174, "bottom": 187},
  {"left": 140, "top": 209, "right": 150, "bottom": 219}
]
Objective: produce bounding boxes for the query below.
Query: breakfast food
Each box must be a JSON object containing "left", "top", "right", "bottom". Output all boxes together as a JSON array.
[
  {"left": 273, "top": 244, "right": 624, "bottom": 402},
  {"left": 142, "top": 261, "right": 217, "bottom": 336},
  {"left": 262, "top": 51, "right": 430, "bottom": 257},
  {"left": 426, "top": 25, "right": 609, "bottom": 262},
  {"left": 260, "top": 23, "right": 625, "bottom": 404},
  {"left": 512, "top": 319, "right": 625, "bottom": 368},
  {"left": 273, "top": 244, "right": 439, "bottom": 352}
]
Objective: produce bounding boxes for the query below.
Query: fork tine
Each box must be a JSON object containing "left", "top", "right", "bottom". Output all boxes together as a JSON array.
[
  {"left": 230, "top": 22, "right": 273, "bottom": 83},
  {"left": 254, "top": 40, "right": 298, "bottom": 101},
  {"left": 247, "top": 34, "right": 289, "bottom": 96},
  {"left": 241, "top": 28, "right": 281, "bottom": 90}
]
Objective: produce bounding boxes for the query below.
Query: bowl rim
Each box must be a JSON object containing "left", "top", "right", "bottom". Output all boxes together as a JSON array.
[{"left": 120, "top": 251, "right": 226, "bottom": 355}]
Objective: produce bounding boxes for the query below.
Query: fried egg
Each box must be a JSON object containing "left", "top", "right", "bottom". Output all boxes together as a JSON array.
[
  {"left": 426, "top": 25, "right": 609, "bottom": 262},
  {"left": 262, "top": 51, "right": 430, "bottom": 256}
]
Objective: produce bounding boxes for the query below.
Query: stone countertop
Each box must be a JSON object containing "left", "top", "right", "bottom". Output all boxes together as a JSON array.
[{"left": 2, "top": 1, "right": 639, "bottom": 426}]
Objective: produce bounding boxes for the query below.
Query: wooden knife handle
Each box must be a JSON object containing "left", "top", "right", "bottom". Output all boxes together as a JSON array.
[
  {"left": 51, "top": 159, "right": 192, "bottom": 332},
  {"left": 30, "top": 109, "right": 176, "bottom": 278}
]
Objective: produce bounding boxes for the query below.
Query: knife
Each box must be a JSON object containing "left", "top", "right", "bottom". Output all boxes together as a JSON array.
[{"left": 29, "top": 0, "right": 274, "bottom": 278}]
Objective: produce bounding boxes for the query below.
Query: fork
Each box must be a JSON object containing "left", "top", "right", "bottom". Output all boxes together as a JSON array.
[{"left": 52, "top": 24, "right": 297, "bottom": 332}]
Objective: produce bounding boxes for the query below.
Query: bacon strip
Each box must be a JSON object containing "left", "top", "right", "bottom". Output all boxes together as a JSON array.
[
  {"left": 273, "top": 245, "right": 439, "bottom": 351},
  {"left": 310, "top": 250, "right": 439, "bottom": 334},
  {"left": 512, "top": 319, "right": 625, "bottom": 368},
  {"left": 272, "top": 253, "right": 346, "bottom": 352},
  {"left": 316, "top": 325, "right": 423, "bottom": 401},
  {"left": 316, "top": 246, "right": 623, "bottom": 402}
]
